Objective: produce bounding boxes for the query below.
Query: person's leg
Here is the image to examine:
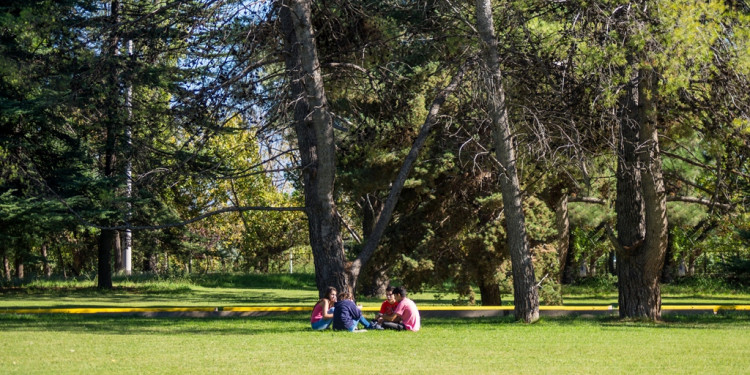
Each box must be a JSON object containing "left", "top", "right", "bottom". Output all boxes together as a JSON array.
[
  {"left": 381, "top": 321, "right": 405, "bottom": 331},
  {"left": 346, "top": 322, "right": 357, "bottom": 332},
  {"left": 358, "top": 315, "right": 372, "bottom": 327},
  {"left": 359, "top": 316, "right": 383, "bottom": 330},
  {"left": 311, "top": 319, "right": 332, "bottom": 330}
]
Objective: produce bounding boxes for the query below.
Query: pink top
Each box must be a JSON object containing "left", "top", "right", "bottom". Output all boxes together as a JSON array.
[
  {"left": 310, "top": 301, "right": 325, "bottom": 323},
  {"left": 394, "top": 298, "right": 421, "bottom": 331}
]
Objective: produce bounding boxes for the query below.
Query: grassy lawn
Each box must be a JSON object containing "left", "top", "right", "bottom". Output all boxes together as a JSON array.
[
  {"left": 1, "top": 313, "right": 749, "bottom": 374},
  {"left": 2, "top": 274, "right": 750, "bottom": 373},
  {"left": 2, "top": 273, "right": 749, "bottom": 309}
]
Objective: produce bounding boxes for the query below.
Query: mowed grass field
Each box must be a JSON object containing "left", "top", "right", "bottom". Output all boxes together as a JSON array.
[
  {"left": 2, "top": 273, "right": 749, "bottom": 309},
  {"left": 2, "top": 274, "right": 750, "bottom": 374},
  {"left": 1, "top": 313, "right": 750, "bottom": 374}
]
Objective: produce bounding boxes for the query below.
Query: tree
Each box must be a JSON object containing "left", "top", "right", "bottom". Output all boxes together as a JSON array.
[
  {"left": 475, "top": 0, "right": 539, "bottom": 322},
  {"left": 279, "top": 0, "right": 349, "bottom": 295}
]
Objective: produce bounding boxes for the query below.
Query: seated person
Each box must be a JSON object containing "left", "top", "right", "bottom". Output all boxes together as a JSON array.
[
  {"left": 332, "top": 291, "right": 383, "bottom": 331},
  {"left": 381, "top": 287, "right": 421, "bottom": 331},
  {"left": 310, "top": 286, "right": 337, "bottom": 330},
  {"left": 376, "top": 286, "right": 398, "bottom": 324}
]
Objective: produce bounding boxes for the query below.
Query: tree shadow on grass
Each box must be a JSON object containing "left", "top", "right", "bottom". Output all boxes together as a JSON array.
[
  {"left": 423, "top": 313, "right": 750, "bottom": 330},
  {"left": 0, "top": 287, "right": 318, "bottom": 308},
  {"left": 0, "top": 313, "right": 314, "bottom": 336}
]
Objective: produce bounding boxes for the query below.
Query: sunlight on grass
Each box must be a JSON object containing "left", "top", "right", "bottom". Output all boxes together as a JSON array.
[
  {"left": 1, "top": 273, "right": 748, "bottom": 309},
  {"left": 1, "top": 314, "right": 749, "bottom": 374}
]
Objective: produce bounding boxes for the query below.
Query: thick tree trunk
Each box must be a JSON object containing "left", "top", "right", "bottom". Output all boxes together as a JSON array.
[
  {"left": 280, "top": 0, "right": 348, "bottom": 297},
  {"left": 615, "top": 68, "right": 668, "bottom": 320},
  {"left": 478, "top": 278, "right": 503, "bottom": 306},
  {"left": 98, "top": 230, "right": 115, "bottom": 288},
  {"left": 98, "top": 0, "right": 120, "bottom": 290},
  {"left": 475, "top": 0, "right": 539, "bottom": 322}
]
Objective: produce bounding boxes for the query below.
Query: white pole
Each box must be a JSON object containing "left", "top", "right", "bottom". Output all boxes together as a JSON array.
[
  {"left": 289, "top": 249, "right": 293, "bottom": 274},
  {"left": 123, "top": 39, "right": 133, "bottom": 276}
]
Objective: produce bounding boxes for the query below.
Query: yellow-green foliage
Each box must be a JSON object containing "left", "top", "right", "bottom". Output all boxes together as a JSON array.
[{"left": 657, "top": 0, "right": 726, "bottom": 95}]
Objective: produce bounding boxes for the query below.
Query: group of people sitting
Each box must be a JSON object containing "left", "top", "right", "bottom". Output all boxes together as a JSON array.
[{"left": 310, "top": 286, "right": 421, "bottom": 332}]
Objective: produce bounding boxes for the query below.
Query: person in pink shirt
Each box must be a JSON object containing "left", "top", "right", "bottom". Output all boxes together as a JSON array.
[
  {"left": 310, "top": 286, "right": 337, "bottom": 330},
  {"left": 381, "top": 287, "right": 421, "bottom": 331}
]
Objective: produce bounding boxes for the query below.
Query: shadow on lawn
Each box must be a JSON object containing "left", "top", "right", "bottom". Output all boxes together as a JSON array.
[
  {"left": 0, "top": 313, "right": 314, "bottom": 336},
  {"left": 1, "top": 312, "right": 749, "bottom": 337}
]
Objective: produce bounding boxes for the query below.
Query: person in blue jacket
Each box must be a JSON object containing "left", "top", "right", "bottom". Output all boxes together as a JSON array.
[{"left": 332, "top": 291, "right": 383, "bottom": 331}]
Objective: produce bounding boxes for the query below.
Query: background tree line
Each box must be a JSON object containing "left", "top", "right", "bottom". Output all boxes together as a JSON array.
[{"left": 1, "top": 0, "right": 748, "bottom": 321}]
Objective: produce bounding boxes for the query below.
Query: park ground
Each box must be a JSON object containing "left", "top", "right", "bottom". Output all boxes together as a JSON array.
[{"left": 1, "top": 274, "right": 750, "bottom": 374}]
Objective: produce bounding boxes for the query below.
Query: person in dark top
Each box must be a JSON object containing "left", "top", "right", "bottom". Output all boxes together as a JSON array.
[{"left": 332, "top": 291, "right": 383, "bottom": 331}]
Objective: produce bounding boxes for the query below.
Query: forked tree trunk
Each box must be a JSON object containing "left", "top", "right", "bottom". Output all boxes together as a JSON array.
[
  {"left": 615, "top": 67, "right": 668, "bottom": 320},
  {"left": 475, "top": 0, "right": 539, "bottom": 322},
  {"left": 279, "top": 0, "right": 348, "bottom": 296}
]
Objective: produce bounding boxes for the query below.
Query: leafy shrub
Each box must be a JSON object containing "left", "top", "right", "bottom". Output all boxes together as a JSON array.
[{"left": 718, "top": 256, "right": 750, "bottom": 287}]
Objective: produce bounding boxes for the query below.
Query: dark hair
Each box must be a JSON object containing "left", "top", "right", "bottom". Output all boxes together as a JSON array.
[
  {"left": 385, "top": 286, "right": 394, "bottom": 293},
  {"left": 392, "top": 287, "right": 407, "bottom": 298},
  {"left": 338, "top": 291, "right": 352, "bottom": 301},
  {"left": 324, "top": 286, "right": 337, "bottom": 300}
]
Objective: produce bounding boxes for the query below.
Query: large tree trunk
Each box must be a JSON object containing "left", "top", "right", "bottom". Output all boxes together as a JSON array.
[
  {"left": 97, "top": 0, "right": 120, "bottom": 290},
  {"left": 615, "top": 67, "right": 668, "bottom": 320},
  {"left": 478, "top": 276, "right": 503, "bottom": 306},
  {"left": 279, "top": 0, "right": 348, "bottom": 297},
  {"left": 98, "top": 230, "right": 115, "bottom": 288},
  {"left": 475, "top": 0, "right": 539, "bottom": 322}
]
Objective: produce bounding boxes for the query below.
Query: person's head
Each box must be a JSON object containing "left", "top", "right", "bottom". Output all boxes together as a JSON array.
[
  {"left": 324, "top": 287, "right": 337, "bottom": 303},
  {"left": 338, "top": 291, "right": 352, "bottom": 301},
  {"left": 385, "top": 286, "right": 396, "bottom": 303},
  {"left": 392, "top": 287, "right": 407, "bottom": 301}
]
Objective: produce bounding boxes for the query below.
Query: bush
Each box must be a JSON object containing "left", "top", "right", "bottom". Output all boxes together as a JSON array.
[{"left": 718, "top": 256, "right": 750, "bottom": 287}]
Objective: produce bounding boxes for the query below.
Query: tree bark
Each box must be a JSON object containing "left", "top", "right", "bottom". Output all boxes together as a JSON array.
[
  {"left": 475, "top": 0, "right": 539, "bottom": 322},
  {"left": 478, "top": 277, "right": 503, "bottom": 306},
  {"left": 97, "top": 0, "right": 120, "bottom": 290},
  {"left": 615, "top": 67, "right": 668, "bottom": 320},
  {"left": 279, "top": 0, "right": 348, "bottom": 297}
]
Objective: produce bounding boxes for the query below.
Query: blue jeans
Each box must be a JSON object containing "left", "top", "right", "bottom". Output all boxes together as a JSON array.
[
  {"left": 346, "top": 316, "right": 373, "bottom": 332},
  {"left": 311, "top": 307, "right": 335, "bottom": 330},
  {"left": 312, "top": 318, "right": 332, "bottom": 330}
]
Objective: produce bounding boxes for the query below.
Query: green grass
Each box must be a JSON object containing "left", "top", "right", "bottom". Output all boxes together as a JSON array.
[
  {"left": 1, "top": 313, "right": 749, "bottom": 374},
  {"left": 2, "top": 274, "right": 749, "bottom": 309}
]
